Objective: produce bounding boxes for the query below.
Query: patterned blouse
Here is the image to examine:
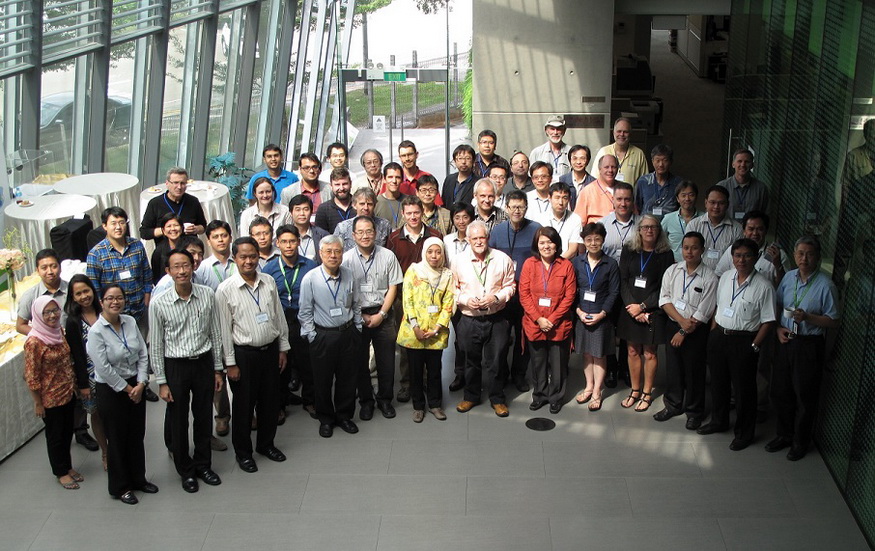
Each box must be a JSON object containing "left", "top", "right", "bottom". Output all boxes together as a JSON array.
[
  {"left": 396, "top": 267, "right": 456, "bottom": 350},
  {"left": 24, "top": 338, "right": 75, "bottom": 409}
]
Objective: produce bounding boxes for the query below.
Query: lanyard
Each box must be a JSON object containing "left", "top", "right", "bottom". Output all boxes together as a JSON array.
[
  {"left": 550, "top": 149, "right": 563, "bottom": 169},
  {"left": 534, "top": 197, "right": 550, "bottom": 213},
  {"left": 300, "top": 235, "right": 312, "bottom": 258},
  {"left": 108, "top": 322, "right": 131, "bottom": 354},
  {"left": 244, "top": 283, "right": 261, "bottom": 311},
  {"left": 792, "top": 272, "right": 818, "bottom": 308},
  {"left": 454, "top": 239, "right": 468, "bottom": 255},
  {"left": 735, "top": 185, "right": 749, "bottom": 209},
  {"left": 163, "top": 193, "right": 183, "bottom": 217},
  {"left": 651, "top": 173, "right": 671, "bottom": 205},
  {"left": 584, "top": 260, "right": 600, "bottom": 291},
  {"left": 550, "top": 212, "right": 568, "bottom": 235},
  {"left": 639, "top": 250, "right": 655, "bottom": 275},
  {"left": 507, "top": 224, "right": 522, "bottom": 254},
  {"left": 368, "top": 177, "right": 382, "bottom": 195},
  {"left": 540, "top": 261, "right": 554, "bottom": 296},
  {"left": 679, "top": 212, "right": 691, "bottom": 235},
  {"left": 453, "top": 176, "right": 469, "bottom": 201},
  {"left": 429, "top": 274, "right": 449, "bottom": 304},
  {"left": 614, "top": 219, "right": 633, "bottom": 245},
  {"left": 473, "top": 256, "right": 491, "bottom": 287},
  {"left": 595, "top": 179, "right": 613, "bottom": 200},
  {"left": 212, "top": 261, "right": 234, "bottom": 283},
  {"left": 706, "top": 222, "right": 726, "bottom": 249},
  {"left": 278, "top": 259, "right": 301, "bottom": 299},
  {"left": 336, "top": 205, "right": 352, "bottom": 221},
  {"left": 681, "top": 271, "right": 698, "bottom": 297},
  {"left": 322, "top": 270, "right": 342, "bottom": 305},
  {"left": 476, "top": 157, "right": 488, "bottom": 176},
  {"left": 730, "top": 275, "right": 750, "bottom": 306},
  {"left": 386, "top": 199, "right": 400, "bottom": 225},
  {"left": 358, "top": 253, "right": 374, "bottom": 281}
]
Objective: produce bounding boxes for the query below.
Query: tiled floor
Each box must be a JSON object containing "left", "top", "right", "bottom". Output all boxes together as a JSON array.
[{"left": 1, "top": 355, "right": 869, "bottom": 551}]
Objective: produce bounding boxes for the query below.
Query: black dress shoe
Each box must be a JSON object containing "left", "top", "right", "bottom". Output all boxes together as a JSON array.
[
  {"left": 304, "top": 404, "right": 318, "bottom": 419},
  {"left": 549, "top": 402, "right": 562, "bottom": 415},
  {"left": 287, "top": 393, "right": 303, "bottom": 406},
  {"left": 685, "top": 417, "right": 703, "bottom": 431},
  {"left": 729, "top": 439, "right": 751, "bottom": 451},
  {"left": 195, "top": 468, "right": 222, "bottom": 486},
  {"left": 143, "top": 386, "right": 159, "bottom": 402},
  {"left": 653, "top": 408, "right": 681, "bottom": 422},
  {"left": 137, "top": 482, "right": 159, "bottom": 494},
  {"left": 396, "top": 388, "right": 411, "bottom": 403},
  {"left": 448, "top": 376, "right": 465, "bottom": 392},
  {"left": 605, "top": 371, "right": 618, "bottom": 389},
  {"left": 514, "top": 377, "right": 531, "bottom": 393},
  {"left": 319, "top": 423, "right": 333, "bottom": 438},
  {"left": 764, "top": 436, "right": 792, "bottom": 453},
  {"left": 75, "top": 431, "right": 100, "bottom": 451},
  {"left": 359, "top": 403, "right": 374, "bottom": 421},
  {"left": 114, "top": 491, "right": 138, "bottom": 505},
  {"left": 696, "top": 423, "right": 729, "bottom": 435},
  {"left": 529, "top": 400, "right": 546, "bottom": 411},
  {"left": 289, "top": 375, "right": 301, "bottom": 392},
  {"left": 337, "top": 419, "right": 359, "bottom": 434},
  {"left": 787, "top": 446, "right": 807, "bottom": 461},
  {"left": 182, "top": 477, "right": 199, "bottom": 493},
  {"left": 377, "top": 402, "right": 396, "bottom": 419},
  {"left": 236, "top": 456, "right": 258, "bottom": 473},
  {"left": 256, "top": 446, "right": 287, "bottom": 462}
]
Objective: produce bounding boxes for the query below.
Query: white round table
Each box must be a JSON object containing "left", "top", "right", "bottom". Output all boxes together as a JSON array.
[
  {"left": 139, "top": 181, "right": 236, "bottom": 256},
  {"left": 54, "top": 173, "right": 141, "bottom": 237},
  {"left": 3, "top": 194, "right": 97, "bottom": 272}
]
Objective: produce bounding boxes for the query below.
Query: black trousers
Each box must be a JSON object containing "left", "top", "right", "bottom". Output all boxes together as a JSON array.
[
  {"left": 662, "top": 321, "right": 708, "bottom": 418},
  {"left": 457, "top": 314, "right": 509, "bottom": 405},
  {"left": 451, "top": 310, "right": 466, "bottom": 377},
  {"left": 707, "top": 329, "right": 759, "bottom": 443},
  {"left": 310, "top": 325, "right": 360, "bottom": 424},
  {"left": 97, "top": 379, "right": 147, "bottom": 497},
  {"left": 407, "top": 347, "right": 443, "bottom": 410},
  {"left": 163, "top": 354, "right": 214, "bottom": 478},
  {"left": 529, "top": 339, "right": 570, "bottom": 405},
  {"left": 229, "top": 341, "right": 280, "bottom": 458},
  {"left": 771, "top": 336, "right": 825, "bottom": 449},
  {"left": 43, "top": 396, "right": 75, "bottom": 477},
  {"left": 285, "top": 310, "right": 314, "bottom": 407},
  {"left": 356, "top": 313, "right": 396, "bottom": 406},
  {"left": 502, "top": 295, "right": 530, "bottom": 383}
]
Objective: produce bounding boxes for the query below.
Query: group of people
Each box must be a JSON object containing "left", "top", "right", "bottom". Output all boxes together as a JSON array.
[{"left": 20, "top": 115, "right": 840, "bottom": 506}]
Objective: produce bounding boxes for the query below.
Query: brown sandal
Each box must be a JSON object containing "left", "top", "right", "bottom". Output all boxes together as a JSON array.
[
  {"left": 58, "top": 476, "right": 79, "bottom": 490},
  {"left": 621, "top": 389, "right": 641, "bottom": 409},
  {"left": 635, "top": 392, "right": 653, "bottom": 412}
]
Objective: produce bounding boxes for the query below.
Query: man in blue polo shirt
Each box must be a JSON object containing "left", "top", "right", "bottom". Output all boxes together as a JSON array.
[{"left": 245, "top": 144, "right": 299, "bottom": 205}]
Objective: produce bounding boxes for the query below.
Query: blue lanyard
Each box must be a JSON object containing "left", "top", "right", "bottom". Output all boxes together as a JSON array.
[
  {"left": 735, "top": 185, "right": 749, "bottom": 209},
  {"left": 322, "top": 270, "right": 342, "bottom": 305},
  {"left": 550, "top": 150, "right": 563, "bottom": 169},
  {"left": 358, "top": 253, "right": 374, "bottom": 281},
  {"left": 584, "top": 260, "right": 600, "bottom": 291},
  {"left": 681, "top": 271, "right": 698, "bottom": 298},
  {"left": 336, "top": 205, "right": 352, "bottom": 221},
  {"left": 300, "top": 235, "right": 312, "bottom": 258},
  {"left": 614, "top": 219, "right": 633, "bottom": 245},
  {"left": 386, "top": 200, "right": 400, "bottom": 225},
  {"left": 244, "top": 284, "right": 261, "bottom": 311},
  {"left": 550, "top": 212, "right": 567, "bottom": 235},
  {"left": 163, "top": 193, "right": 183, "bottom": 217},
  {"left": 706, "top": 223, "right": 726, "bottom": 249},
  {"left": 453, "top": 176, "right": 469, "bottom": 201},
  {"left": 108, "top": 323, "right": 130, "bottom": 354},
  {"left": 730, "top": 275, "right": 750, "bottom": 306},
  {"left": 639, "top": 250, "right": 655, "bottom": 275},
  {"left": 507, "top": 224, "right": 521, "bottom": 254}
]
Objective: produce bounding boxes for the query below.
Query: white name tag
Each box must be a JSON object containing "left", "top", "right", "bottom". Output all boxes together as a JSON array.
[
  {"left": 734, "top": 211, "right": 745, "bottom": 220},
  {"left": 583, "top": 291, "right": 597, "bottom": 302},
  {"left": 360, "top": 284, "right": 373, "bottom": 293},
  {"left": 538, "top": 297, "right": 552, "bottom": 307},
  {"left": 722, "top": 307, "right": 735, "bottom": 318},
  {"left": 706, "top": 249, "right": 720, "bottom": 260},
  {"left": 512, "top": 260, "right": 518, "bottom": 272},
  {"left": 330, "top": 307, "right": 343, "bottom": 317},
  {"left": 634, "top": 277, "right": 647, "bottom": 288},
  {"left": 652, "top": 207, "right": 664, "bottom": 216},
  {"left": 615, "top": 173, "right": 626, "bottom": 181},
  {"left": 427, "top": 305, "right": 439, "bottom": 314},
  {"left": 255, "top": 312, "right": 269, "bottom": 324},
  {"left": 119, "top": 270, "right": 132, "bottom": 279},
  {"left": 783, "top": 307, "right": 795, "bottom": 319},
  {"left": 674, "top": 299, "right": 688, "bottom": 312}
]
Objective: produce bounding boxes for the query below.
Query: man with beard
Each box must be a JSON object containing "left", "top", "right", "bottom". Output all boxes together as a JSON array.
[
  {"left": 529, "top": 115, "right": 571, "bottom": 179},
  {"left": 315, "top": 167, "right": 355, "bottom": 233}
]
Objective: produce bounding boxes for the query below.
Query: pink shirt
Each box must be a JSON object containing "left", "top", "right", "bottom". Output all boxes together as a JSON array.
[
  {"left": 451, "top": 248, "right": 516, "bottom": 317},
  {"left": 574, "top": 178, "right": 615, "bottom": 224}
]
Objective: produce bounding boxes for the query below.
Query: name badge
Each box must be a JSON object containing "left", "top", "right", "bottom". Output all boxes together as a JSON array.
[
  {"left": 119, "top": 270, "right": 132, "bottom": 279},
  {"left": 674, "top": 299, "right": 688, "bottom": 312},
  {"left": 733, "top": 210, "right": 745, "bottom": 220},
  {"left": 538, "top": 297, "right": 552, "bottom": 307},
  {"left": 783, "top": 307, "right": 795, "bottom": 319},
  {"left": 360, "top": 284, "right": 373, "bottom": 293},
  {"left": 615, "top": 173, "right": 626, "bottom": 181},
  {"left": 652, "top": 207, "right": 664, "bottom": 216},
  {"left": 583, "top": 291, "right": 597, "bottom": 302},
  {"left": 512, "top": 260, "right": 518, "bottom": 272},
  {"left": 255, "top": 312, "right": 269, "bottom": 324},
  {"left": 634, "top": 277, "right": 647, "bottom": 288},
  {"left": 722, "top": 307, "right": 735, "bottom": 318},
  {"left": 806, "top": 212, "right": 817, "bottom": 221},
  {"left": 427, "top": 305, "right": 439, "bottom": 314},
  {"left": 706, "top": 249, "right": 720, "bottom": 260},
  {"left": 329, "top": 307, "right": 343, "bottom": 317}
]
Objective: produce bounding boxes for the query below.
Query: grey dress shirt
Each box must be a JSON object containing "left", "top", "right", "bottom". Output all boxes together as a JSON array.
[
  {"left": 297, "top": 265, "right": 363, "bottom": 342},
  {"left": 87, "top": 314, "right": 149, "bottom": 392}
]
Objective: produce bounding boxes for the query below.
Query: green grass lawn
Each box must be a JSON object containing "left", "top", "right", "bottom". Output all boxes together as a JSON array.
[{"left": 346, "top": 82, "right": 449, "bottom": 126}]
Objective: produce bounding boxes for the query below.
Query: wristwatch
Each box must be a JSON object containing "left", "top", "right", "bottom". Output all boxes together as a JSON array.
[
  {"left": 678, "top": 328, "right": 687, "bottom": 336},
  {"left": 751, "top": 343, "right": 761, "bottom": 353}
]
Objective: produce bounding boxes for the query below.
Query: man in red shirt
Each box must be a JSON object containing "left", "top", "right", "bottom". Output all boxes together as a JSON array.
[{"left": 398, "top": 140, "right": 442, "bottom": 206}]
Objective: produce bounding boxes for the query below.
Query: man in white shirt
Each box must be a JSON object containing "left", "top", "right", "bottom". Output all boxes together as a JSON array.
[{"left": 529, "top": 115, "right": 571, "bottom": 179}]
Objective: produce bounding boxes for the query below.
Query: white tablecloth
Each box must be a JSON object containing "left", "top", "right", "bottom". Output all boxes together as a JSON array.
[
  {"left": 139, "top": 181, "right": 236, "bottom": 256},
  {"left": 3, "top": 194, "right": 98, "bottom": 272},
  {"left": 54, "top": 173, "right": 141, "bottom": 237}
]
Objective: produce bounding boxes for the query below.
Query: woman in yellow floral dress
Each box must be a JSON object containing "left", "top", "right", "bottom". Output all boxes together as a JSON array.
[{"left": 397, "top": 237, "right": 456, "bottom": 422}]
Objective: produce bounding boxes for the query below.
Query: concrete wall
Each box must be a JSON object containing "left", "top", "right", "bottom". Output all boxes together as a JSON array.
[{"left": 472, "top": 0, "right": 616, "bottom": 156}]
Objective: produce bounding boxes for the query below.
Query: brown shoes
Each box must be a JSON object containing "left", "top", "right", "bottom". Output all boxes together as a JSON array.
[
  {"left": 456, "top": 400, "right": 476, "bottom": 413},
  {"left": 492, "top": 403, "right": 509, "bottom": 417},
  {"left": 215, "top": 417, "right": 229, "bottom": 436}
]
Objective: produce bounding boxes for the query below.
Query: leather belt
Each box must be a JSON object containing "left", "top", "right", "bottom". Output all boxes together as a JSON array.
[
  {"left": 716, "top": 325, "right": 756, "bottom": 337},
  {"left": 315, "top": 320, "right": 354, "bottom": 332}
]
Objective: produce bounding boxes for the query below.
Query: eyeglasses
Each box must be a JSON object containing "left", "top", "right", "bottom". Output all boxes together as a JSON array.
[
  {"left": 732, "top": 253, "right": 755, "bottom": 259},
  {"left": 354, "top": 229, "right": 376, "bottom": 236},
  {"left": 639, "top": 225, "right": 659, "bottom": 231},
  {"left": 300, "top": 165, "right": 320, "bottom": 172},
  {"left": 102, "top": 296, "right": 124, "bottom": 303},
  {"left": 43, "top": 308, "right": 61, "bottom": 316},
  {"left": 506, "top": 205, "right": 526, "bottom": 212},
  {"left": 107, "top": 221, "right": 127, "bottom": 228}
]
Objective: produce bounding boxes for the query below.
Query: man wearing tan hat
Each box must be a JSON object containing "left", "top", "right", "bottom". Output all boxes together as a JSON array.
[{"left": 529, "top": 115, "right": 571, "bottom": 180}]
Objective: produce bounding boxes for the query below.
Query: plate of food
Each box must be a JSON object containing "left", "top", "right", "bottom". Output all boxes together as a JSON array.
[
  {"left": 17, "top": 199, "right": 33, "bottom": 207},
  {"left": 147, "top": 186, "right": 163, "bottom": 193}
]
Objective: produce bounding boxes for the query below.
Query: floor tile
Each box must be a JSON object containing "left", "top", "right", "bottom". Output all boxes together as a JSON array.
[
  {"left": 551, "top": 517, "right": 727, "bottom": 550},
  {"left": 377, "top": 515, "right": 551, "bottom": 551},
  {"left": 543, "top": 441, "right": 702, "bottom": 478},
  {"left": 203, "top": 513, "right": 381, "bottom": 551},
  {"left": 388, "top": 439, "right": 545, "bottom": 477},
  {"left": 301, "top": 474, "right": 466, "bottom": 515},
  {"left": 719, "top": 517, "right": 870, "bottom": 551},
  {"left": 466, "top": 476, "right": 632, "bottom": 517}
]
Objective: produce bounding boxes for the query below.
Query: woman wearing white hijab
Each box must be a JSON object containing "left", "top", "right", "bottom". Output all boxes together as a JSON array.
[{"left": 396, "top": 237, "right": 456, "bottom": 422}]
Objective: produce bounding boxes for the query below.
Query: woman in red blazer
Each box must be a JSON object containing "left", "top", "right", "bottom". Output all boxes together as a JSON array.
[{"left": 518, "top": 226, "right": 577, "bottom": 414}]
